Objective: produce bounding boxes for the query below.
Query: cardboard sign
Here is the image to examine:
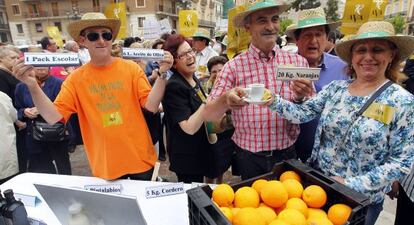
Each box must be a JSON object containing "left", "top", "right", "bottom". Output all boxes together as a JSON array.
[
  {"left": 159, "top": 18, "right": 172, "bottom": 34},
  {"left": 179, "top": 10, "right": 198, "bottom": 37},
  {"left": 275, "top": 67, "right": 321, "bottom": 81},
  {"left": 145, "top": 183, "right": 184, "bottom": 199},
  {"left": 122, "top": 48, "right": 164, "bottom": 60},
  {"left": 24, "top": 52, "right": 80, "bottom": 67},
  {"left": 84, "top": 184, "right": 123, "bottom": 195},
  {"left": 143, "top": 18, "right": 162, "bottom": 40},
  {"left": 104, "top": 2, "right": 127, "bottom": 39}
]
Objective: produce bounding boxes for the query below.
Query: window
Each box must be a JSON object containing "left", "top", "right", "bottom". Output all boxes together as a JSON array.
[
  {"left": 12, "top": 4, "right": 20, "bottom": 15},
  {"left": 35, "top": 23, "right": 42, "bottom": 32},
  {"left": 159, "top": 0, "right": 164, "bottom": 11},
  {"left": 93, "top": 0, "right": 100, "bottom": 11},
  {"left": 137, "top": 17, "right": 145, "bottom": 27},
  {"left": 54, "top": 22, "right": 62, "bottom": 31},
  {"left": 71, "top": 0, "right": 78, "bottom": 8},
  {"left": 393, "top": 1, "right": 399, "bottom": 14},
  {"left": 16, "top": 24, "right": 23, "bottom": 34},
  {"left": 0, "top": 12, "right": 4, "bottom": 24},
  {"left": 0, "top": 33, "right": 7, "bottom": 43},
  {"left": 51, "top": 2, "right": 59, "bottom": 16},
  {"left": 136, "top": 0, "right": 145, "bottom": 7}
]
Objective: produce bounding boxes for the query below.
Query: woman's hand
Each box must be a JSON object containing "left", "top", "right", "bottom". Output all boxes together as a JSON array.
[
  {"left": 331, "top": 176, "right": 345, "bottom": 184},
  {"left": 387, "top": 180, "right": 399, "bottom": 200},
  {"left": 159, "top": 51, "right": 174, "bottom": 73},
  {"left": 290, "top": 79, "right": 313, "bottom": 101},
  {"left": 24, "top": 107, "right": 39, "bottom": 119}
]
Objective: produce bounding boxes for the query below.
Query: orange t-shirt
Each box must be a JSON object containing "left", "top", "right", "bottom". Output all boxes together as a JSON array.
[{"left": 54, "top": 58, "right": 156, "bottom": 180}]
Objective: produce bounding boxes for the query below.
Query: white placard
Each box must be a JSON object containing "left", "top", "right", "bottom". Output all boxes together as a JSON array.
[
  {"left": 145, "top": 183, "right": 184, "bottom": 199},
  {"left": 24, "top": 52, "right": 80, "bottom": 67},
  {"left": 84, "top": 184, "right": 122, "bottom": 195},
  {"left": 275, "top": 67, "right": 321, "bottom": 81},
  {"left": 143, "top": 19, "right": 162, "bottom": 40},
  {"left": 159, "top": 18, "right": 172, "bottom": 34},
  {"left": 14, "top": 193, "right": 39, "bottom": 207},
  {"left": 122, "top": 48, "right": 164, "bottom": 60}
]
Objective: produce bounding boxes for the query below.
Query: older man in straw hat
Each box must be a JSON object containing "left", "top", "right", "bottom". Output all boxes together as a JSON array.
[
  {"left": 192, "top": 28, "right": 218, "bottom": 81},
  {"left": 12, "top": 12, "right": 174, "bottom": 181},
  {"left": 203, "top": 0, "right": 314, "bottom": 180},
  {"left": 290, "top": 7, "right": 348, "bottom": 163}
]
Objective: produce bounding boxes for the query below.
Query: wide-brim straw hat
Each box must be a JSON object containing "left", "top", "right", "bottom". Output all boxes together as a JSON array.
[
  {"left": 285, "top": 23, "right": 297, "bottom": 38},
  {"left": 233, "top": 0, "right": 290, "bottom": 28},
  {"left": 290, "top": 7, "right": 340, "bottom": 33},
  {"left": 68, "top": 12, "right": 120, "bottom": 41},
  {"left": 192, "top": 28, "right": 212, "bottom": 42},
  {"left": 336, "top": 21, "right": 414, "bottom": 64}
]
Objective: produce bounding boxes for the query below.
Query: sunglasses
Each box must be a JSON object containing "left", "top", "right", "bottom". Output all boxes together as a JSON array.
[{"left": 85, "top": 32, "right": 113, "bottom": 42}]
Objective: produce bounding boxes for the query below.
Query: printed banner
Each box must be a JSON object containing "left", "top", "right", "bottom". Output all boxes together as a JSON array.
[
  {"left": 104, "top": 2, "right": 127, "bottom": 39},
  {"left": 143, "top": 18, "right": 162, "bottom": 40},
  {"left": 369, "top": 0, "right": 387, "bottom": 21},
  {"left": 227, "top": 5, "right": 251, "bottom": 59},
  {"left": 24, "top": 52, "right": 80, "bottom": 67},
  {"left": 159, "top": 18, "right": 172, "bottom": 34},
  {"left": 122, "top": 48, "right": 164, "bottom": 60},
  {"left": 179, "top": 10, "right": 198, "bottom": 37},
  {"left": 46, "top": 26, "right": 64, "bottom": 48}
]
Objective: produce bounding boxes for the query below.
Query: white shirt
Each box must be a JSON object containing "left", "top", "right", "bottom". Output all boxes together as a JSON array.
[
  {"left": 78, "top": 48, "right": 91, "bottom": 65},
  {"left": 0, "top": 92, "right": 18, "bottom": 180},
  {"left": 195, "top": 46, "right": 218, "bottom": 78},
  {"left": 281, "top": 43, "right": 298, "bottom": 54}
]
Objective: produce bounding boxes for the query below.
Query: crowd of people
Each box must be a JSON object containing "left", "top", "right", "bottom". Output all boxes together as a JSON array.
[{"left": 1, "top": 1, "right": 414, "bottom": 224}]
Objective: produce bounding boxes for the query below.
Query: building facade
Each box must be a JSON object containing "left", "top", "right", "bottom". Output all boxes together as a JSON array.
[
  {"left": 5, "top": 0, "right": 222, "bottom": 45},
  {"left": 0, "top": 0, "right": 12, "bottom": 43},
  {"left": 384, "top": 0, "right": 414, "bottom": 34}
]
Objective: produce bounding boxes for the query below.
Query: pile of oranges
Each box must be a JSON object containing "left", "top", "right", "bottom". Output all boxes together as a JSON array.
[{"left": 211, "top": 171, "right": 352, "bottom": 225}]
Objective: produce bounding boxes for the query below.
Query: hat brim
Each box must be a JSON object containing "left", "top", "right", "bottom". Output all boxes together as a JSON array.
[
  {"left": 291, "top": 21, "right": 341, "bottom": 34},
  {"left": 233, "top": 4, "right": 291, "bottom": 28},
  {"left": 68, "top": 19, "right": 121, "bottom": 41},
  {"left": 192, "top": 35, "right": 212, "bottom": 42},
  {"left": 336, "top": 35, "right": 414, "bottom": 64}
]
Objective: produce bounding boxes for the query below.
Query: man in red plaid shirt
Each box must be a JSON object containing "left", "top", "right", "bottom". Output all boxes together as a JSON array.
[{"left": 205, "top": 0, "right": 314, "bottom": 180}]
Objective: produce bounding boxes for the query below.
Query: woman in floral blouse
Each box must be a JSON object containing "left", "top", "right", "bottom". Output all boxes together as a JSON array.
[{"left": 268, "top": 21, "right": 414, "bottom": 225}]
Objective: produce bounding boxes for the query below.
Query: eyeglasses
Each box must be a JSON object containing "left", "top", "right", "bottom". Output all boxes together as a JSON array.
[
  {"left": 176, "top": 49, "right": 195, "bottom": 60},
  {"left": 85, "top": 32, "right": 113, "bottom": 42}
]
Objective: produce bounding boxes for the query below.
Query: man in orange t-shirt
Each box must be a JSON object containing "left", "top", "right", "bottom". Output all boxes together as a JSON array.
[{"left": 12, "top": 13, "right": 173, "bottom": 180}]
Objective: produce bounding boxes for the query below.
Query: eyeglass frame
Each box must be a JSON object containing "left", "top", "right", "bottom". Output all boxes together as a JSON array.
[
  {"left": 175, "top": 49, "right": 196, "bottom": 60},
  {"left": 83, "top": 31, "right": 113, "bottom": 42}
]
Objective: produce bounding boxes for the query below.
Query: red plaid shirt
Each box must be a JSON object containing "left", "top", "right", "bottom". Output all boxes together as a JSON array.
[{"left": 209, "top": 44, "right": 309, "bottom": 152}]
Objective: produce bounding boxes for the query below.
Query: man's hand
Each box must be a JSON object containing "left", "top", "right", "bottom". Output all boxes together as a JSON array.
[
  {"left": 387, "top": 180, "right": 399, "bottom": 200},
  {"left": 226, "top": 87, "right": 249, "bottom": 109},
  {"left": 158, "top": 51, "right": 174, "bottom": 73},
  {"left": 290, "top": 79, "right": 313, "bottom": 101},
  {"left": 24, "top": 107, "right": 39, "bottom": 119},
  {"left": 15, "top": 120, "right": 27, "bottom": 130},
  {"left": 12, "top": 59, "right": 37, "bottom": 86}
]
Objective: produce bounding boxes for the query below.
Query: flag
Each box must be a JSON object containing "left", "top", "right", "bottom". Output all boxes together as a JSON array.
[
  {"left": 227, "top": 5, "right": 251, "bottom": 59},
  {"left": 104, "top": 2, "right": 127, "bottom": 39},
  {"left": 46, "top": 26, "right": 64, "bottom": 48}
]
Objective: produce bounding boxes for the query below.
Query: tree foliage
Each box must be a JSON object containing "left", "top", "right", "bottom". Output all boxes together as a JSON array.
[
  {"left": 324, "top": 0, "right": 339, "bottom": 21},
  {"left": 280, "top": 19, "right": 294, "bottom": 35},
  {"left": 290, "top": 0, "right": 321, "bottom": 11},
  {"left": 387, "top": 14, "right": 406, "bottom": 34}
]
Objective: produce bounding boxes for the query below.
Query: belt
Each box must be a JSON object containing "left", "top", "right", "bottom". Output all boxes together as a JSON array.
[{"left": 238, "top": 145, "right": 294, "bottom": 158}]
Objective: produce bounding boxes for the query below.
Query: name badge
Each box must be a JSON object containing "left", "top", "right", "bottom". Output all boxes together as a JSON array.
[
  {"left": 145, "top": 183, "right": 185, "bottom": 199},
  {"left": 102, "top": 111, "right": 123, "bottom": 127},
  {"left": 275, "top": 67, "right": 321, "bottom": 80},
  {"left": 24, "top": 52, "right": 80, "bottom": 67},
  {"left": 14, "top": 193, "right": 41, "bottom": 207},
  {"left": 122, "top": 48, "right": 164, "bottom": 60},
  {"left": 362, "top": 102, "right": 396, "bottom": 125},
  {"left": 84, "top": 184, "right": 123, "bottom": 195}
]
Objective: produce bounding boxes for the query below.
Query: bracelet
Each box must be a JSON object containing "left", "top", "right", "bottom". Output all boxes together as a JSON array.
[{"left": 157, "top": 70, "right": 168, "bottom": 79}]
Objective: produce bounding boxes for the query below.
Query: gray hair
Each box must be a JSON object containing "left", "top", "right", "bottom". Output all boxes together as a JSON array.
[
  {"left": 64, "top": 40, "right": 78, "bottom": 52},
  {"left": 0, "top": 45, "right": 20, "bottom": 59}
]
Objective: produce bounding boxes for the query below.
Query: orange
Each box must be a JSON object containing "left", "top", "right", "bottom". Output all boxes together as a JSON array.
[
  {"left": 308, "top": 208, "right": 328, "bottom": 219},
  {"left": 302, "top": 185, "right": 327, "bottom": 208},
  {"left": 234, "top": 187, "right": 260, "bottom": 208},
  {"left": 231, "top": 207, "right": 241, "bottom": 217},
  {"left": 278, "top": 209, "right": 307, "bottom": 225},
  {"left": 285, "top": 198, "right": 309, "bottom": 217},
  {"left": 257, "top": 206, "right": 277, "bottom": 224},
  {"left": 274, "top": 204, "right": 286, "bottom": 214},
  {"left": 212, "top": 184, "right": 234, "bottom": 207},
  {"left": 269, "top": 219, "right": 291, "bottom": 225},
  {"left": 233, "top": 207, "right": 266, "bottom": 225},
  {"left": 219, "top": 207, "right": 233, "bottom": 223},
  {"left": 280, "top": 170, "right": 301, "bottom": 182},
  {"left": 261, "top": 180, "right": 288, "bottom": 208},
  {"left": 282, "top": 179, "right": 304, "bottom": 198},
  {"left": 252, "top": 179, "right": 268, "bottom": 195},
  {"left": 307, "top": 216, "right": 334, "bottom": 225},
  {"left": 327, "top": 204, "right": 352, "bottom": 225}
]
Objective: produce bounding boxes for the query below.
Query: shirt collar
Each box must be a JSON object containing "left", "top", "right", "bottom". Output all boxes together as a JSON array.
[
  {"left": 248, "top": 44, "right": 278, "bottom": 61},
  {"left": 198, "top": 46, "right": 210, "bottom": 56},
  {"left": 318, "top": 53, "right": 328, "bottom": 70}
]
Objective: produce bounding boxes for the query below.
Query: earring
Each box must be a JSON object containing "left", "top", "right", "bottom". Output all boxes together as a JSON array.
[{"left": 387, "top": 63, "right": 392, "bottom": 70}]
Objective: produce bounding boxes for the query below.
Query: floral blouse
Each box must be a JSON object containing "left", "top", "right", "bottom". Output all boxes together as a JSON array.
[{"left": 269, "top": 80, "right": 414, "bottom": 203}]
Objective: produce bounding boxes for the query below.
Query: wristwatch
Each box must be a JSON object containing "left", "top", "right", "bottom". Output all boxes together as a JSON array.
[{"left": 157, "top": 70, "right": 168, "bottom": 79}]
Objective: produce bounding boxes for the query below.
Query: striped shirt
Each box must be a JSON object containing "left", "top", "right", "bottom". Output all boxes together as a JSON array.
[
  {"left": 209, "top": 44, "right": 309, "bottom": 152},
  {"left": 401, "top": 166, "right": 414, "bottom": 202}
]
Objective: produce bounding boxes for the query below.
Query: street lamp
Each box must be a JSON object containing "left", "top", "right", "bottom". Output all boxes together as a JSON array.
[{"left": 66, "top": 8, "right": 82, "bottom": 20}]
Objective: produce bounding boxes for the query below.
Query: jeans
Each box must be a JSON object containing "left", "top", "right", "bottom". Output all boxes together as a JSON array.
[{"left": 364, "top": 200, "right": 384, "bottom": 225}]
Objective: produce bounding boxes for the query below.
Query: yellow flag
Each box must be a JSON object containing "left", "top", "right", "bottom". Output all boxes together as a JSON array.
[
  {"left": 179, "top": 10, "right": 198, "bottom": 37},
  {"left": 104, "top": 2, "right": 126, "bottom": 39},
  {"left": 46, "top": 26, "right": 64, "bottom": 48},
  {"left": 340, "top": 0, "right": 372, "bottom": 35},
  {"left": 369, "top": 0, "right": 387, "bottom": 21},
  {"left": 227, "top": 5, "right": 251, "bottom": 59}
]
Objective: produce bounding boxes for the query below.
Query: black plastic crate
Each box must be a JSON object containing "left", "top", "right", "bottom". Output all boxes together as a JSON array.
[{"left": 187, "top": 159, "right": 370, "bottom": 225}]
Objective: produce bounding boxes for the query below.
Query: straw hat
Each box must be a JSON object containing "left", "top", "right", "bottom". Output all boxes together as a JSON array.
[
  {"left": 285, "top": 23, "right": 297, "bottom": 38},
  {"left": 336, "top": 21, "right": 414, "bottom": 64},
  {"left": 192, "top": 28, "right": 212, "bottom": 42},
  {"left": 233, "top": 0, "right": 290, "bottom": 28},
  {"left": 290, "top": 7, "right": 340, "bottom": 33},
  {"left": 67, "top": 12, "right": 120, "bottom": 41}
]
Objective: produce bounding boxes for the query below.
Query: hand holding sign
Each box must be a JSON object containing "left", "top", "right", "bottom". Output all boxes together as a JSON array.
[
  {"left": 290, "top": 79, "right": 314, "bottom": 102},
  {"left": 12, "top": 58, "right": 37, "bottom": 87},
  {"left": 158, "top": 51, "right": 173, "bottom": 74}
]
